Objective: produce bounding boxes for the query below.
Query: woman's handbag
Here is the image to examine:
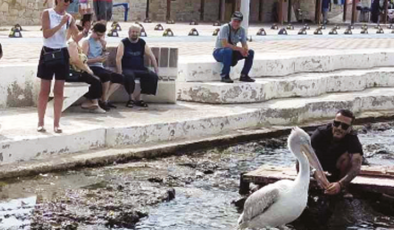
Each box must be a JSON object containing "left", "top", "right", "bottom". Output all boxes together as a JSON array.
[
  {"left": 67, "top": 69, "right": 82, "bottom": 82},
  {"left": 43, "top": 47, "right": 64, "bottom": 67}
]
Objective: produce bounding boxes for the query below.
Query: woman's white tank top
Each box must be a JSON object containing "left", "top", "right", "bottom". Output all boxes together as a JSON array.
[{"left": 43, "top": 8, "right": 72, "bottom": 49}]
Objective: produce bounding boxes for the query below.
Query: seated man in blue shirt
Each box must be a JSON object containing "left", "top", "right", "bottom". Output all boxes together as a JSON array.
[{"left": 213, "top": 11, "right": 255, "bottom": 83}]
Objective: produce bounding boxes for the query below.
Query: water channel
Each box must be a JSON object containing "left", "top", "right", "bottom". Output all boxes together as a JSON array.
[{"left": 0, "top": 123, "right": 393, "bottom": 229}]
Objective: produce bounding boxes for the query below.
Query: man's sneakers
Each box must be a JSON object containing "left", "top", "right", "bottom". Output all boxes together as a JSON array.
[
  {"left": 240, "top": 74, "right": 255, "bottom": 82},
  {"left": 221, "top": 75, "right": 234, "bottom": 83},
  {"left": 221, "top": 75, "right": 255, "bottom": 83}
]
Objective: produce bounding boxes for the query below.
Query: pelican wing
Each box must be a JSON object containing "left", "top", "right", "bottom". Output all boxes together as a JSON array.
[{"left": 241, "top": 185, "right": 280, "bottom": 223}]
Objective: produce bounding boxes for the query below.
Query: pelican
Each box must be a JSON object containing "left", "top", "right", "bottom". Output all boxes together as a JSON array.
[{"left": 237, "top": 127, "right": 329, "bottom": 230}]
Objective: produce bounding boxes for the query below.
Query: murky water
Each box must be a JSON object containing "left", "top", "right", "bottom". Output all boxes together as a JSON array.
[{"left": 0, "top": 124, "right": 394, "bottom": 229}]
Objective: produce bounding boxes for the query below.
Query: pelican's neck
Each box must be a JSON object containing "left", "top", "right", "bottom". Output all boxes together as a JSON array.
[{"left": 294, "top": 152, "right": 310, "bottom": 192}]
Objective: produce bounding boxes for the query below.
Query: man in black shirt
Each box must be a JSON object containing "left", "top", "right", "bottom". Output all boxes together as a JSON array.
[
  {"left": 311, "top": 109, "right": 363, "bottom": 196},
  {"left": 115, "top": 24, "right": 159, "bottom": 108}
]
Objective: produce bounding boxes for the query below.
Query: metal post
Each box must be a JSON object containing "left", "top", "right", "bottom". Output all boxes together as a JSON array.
[
  {"left": 351, "top": 0, "right": 356, "bottom": 24},
  {"left": 317, "top": 0, "right": 322, "bottom": 24},
  {"left": 384, "top": 0, "right": 389, "bottom": 24},
  {"left": 167, "top": 0, "right": 171, "bottom": 21},
  {"left": 343, "top": 0, "right": 347, "bottom": 22},
  {"left": 146, "top": 0, "right": 149, "bottom": 19},
  {"left": 220, "top": 0, "right": 226, "bottom": 22},
  {"left": 259, "top": 0, "right": 263, "bottom": 22},
  {"left": 200, "top": 0, "right": 205, "bottom": 21},
  {"left": 241, "top": 0, "right": 250, "bottom": 37},
  {"left": 279, "top": 0, "right": 284, "bottom": 24}
]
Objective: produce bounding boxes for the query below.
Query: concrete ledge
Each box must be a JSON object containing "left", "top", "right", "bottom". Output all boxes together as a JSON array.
[
  {"left": 177, "top": 67, "right": 394, "bottom": 103},
  {"left": 178, "top": 51, "right": 394, "bottom": 82}
]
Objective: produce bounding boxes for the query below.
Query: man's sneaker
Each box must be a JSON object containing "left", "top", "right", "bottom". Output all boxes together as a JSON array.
[
  {"left": 240, "top": 75, "right": 255, "bottom": 82},
  {"left": 221, "top": 76, "right": 234, "bottom": 83},
  {"left": 99, "top": 101, "right": 111, "bottom": 111}
]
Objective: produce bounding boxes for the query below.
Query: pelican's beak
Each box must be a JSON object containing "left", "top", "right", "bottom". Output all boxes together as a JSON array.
[{"left": 300, "top": 144, "right": 330, "bottom": 190}]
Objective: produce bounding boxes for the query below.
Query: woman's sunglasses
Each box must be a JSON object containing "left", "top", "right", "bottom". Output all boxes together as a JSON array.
[{"left": 333, "top": 120, "right": 350, "bottom": 130}]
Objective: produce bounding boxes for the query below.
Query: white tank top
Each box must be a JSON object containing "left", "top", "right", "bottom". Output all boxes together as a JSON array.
[{"left": 43, "top": 8, "right": 71, "bottom": 49}]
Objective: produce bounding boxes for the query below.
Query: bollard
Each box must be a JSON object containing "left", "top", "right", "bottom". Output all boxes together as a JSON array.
[
  {"left": 314, "top": 27, "right": 323, "bottom": 35},
  {"left": 111, "top": 21, "right": 121, "bottom": 31},
  {"left": 14, "top": 24, "right": 22, "bottom": 31},
  {"left": 329, "top": 27, "right": 338, "bottom": 35},
  {"left": 286, "top": 24, "right": 294, "bottom": 30},
  {"left": 361, "top": 27, "right": 368, "bottom": 34},
  {"left": 154, "top": 23, "right": 164, "bottom": 31},
  {"left": 213, "top": 21, "right": 221, "bottom": 26},
  {"left": 361, "top": 24, "right": 368, "bottom": 30},
  {"left": 278, "top": 28, "right": 288, "bottom": 35},
  {"left": 304, "top": 24, "right": 310, "bottom": 30},
  {"left": 166, "top": 19, "right": 175, "bottom": 24},
  {"left": 256, "top": 28, "right": 266, "bottom": 36},
  {"left": 190, "top": 20, "right": 199, "bottom": 25},
  {"left": 143, "top": 18, "right": 152, "bottom": 23},
  {"left": 9, "top": 27, "right": 22, "bottom": 38},
  {"left": 377, "top": 27, "right": 384, "bottom": 34},
  {"left": 163, "top": 28, "right": 174, "bottom": 37},
  {"left": 188, "top": 28, "right": 199, "bottom": 36},
  {"left": 335, "top": 25, "right": 341, "bottom": 30},
  {"left": 388, "top": 24, "right": 394, "bottom": 29},
  {"left": 298, "top": 27, "right": 307, "bottom": 35},
  {"left": 107, "top": 28, "right": 119, "bottom": 37},
  {"left": 140, "top": 28, "right": 147, "bottom": 37},
  {"left": 344, "top": 26, "right": 352, "bottom": 35},
  {"left": 213, "top": 28, "right": 220, "bottom": 36},
  {"left": 318, "top": 24, "right": 326, "bottom": 29},
  {"left": 271, "top": 24, "right": 278, "bottom": 30}
]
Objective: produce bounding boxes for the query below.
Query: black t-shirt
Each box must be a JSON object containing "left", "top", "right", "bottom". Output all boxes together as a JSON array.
[
  {"left": 121, "top": 38, "right": 146, "bottom": 70},
  {"left": 311, "top": 123, "right": 363, "bottom": 177}
]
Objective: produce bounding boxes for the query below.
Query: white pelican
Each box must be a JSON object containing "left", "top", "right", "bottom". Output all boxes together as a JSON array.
[{"left": 237, "top": 127, "right": 329, "bottom": 230}]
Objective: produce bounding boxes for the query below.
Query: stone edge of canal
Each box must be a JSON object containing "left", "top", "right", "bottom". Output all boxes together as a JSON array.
[{"left": 1, "top": 113, "right": 394, "bottom": 181}]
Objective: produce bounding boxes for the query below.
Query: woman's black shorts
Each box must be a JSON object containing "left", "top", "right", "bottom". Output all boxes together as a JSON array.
[{"left": 37, "top": 46, "right": 70, "bottom": 81}]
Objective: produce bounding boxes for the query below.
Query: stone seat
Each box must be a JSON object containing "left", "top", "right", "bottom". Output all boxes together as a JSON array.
[
  {"left": 177, "top": 51, "right": 394, "bottom": 82},
  {"left": 104, "top": 46, "right": 178, "bottom": 104}
]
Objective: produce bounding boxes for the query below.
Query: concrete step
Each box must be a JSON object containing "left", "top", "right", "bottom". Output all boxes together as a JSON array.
[
  {"left": 178, "top": 50, "right": 394, "bottom": 82},
  {"left": 178, "top": 67, "right": 394, "bottom": 104},
  {"left": 1, "top": 87, "right": 394, "bottom": 165}
]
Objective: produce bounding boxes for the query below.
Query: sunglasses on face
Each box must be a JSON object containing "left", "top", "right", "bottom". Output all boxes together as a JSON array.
[
  {"left": 65, "top": 0, "right": 74, "bottom": 3},
  {"left": 333, "top": 120, "right": 351, "bottom": 130}
]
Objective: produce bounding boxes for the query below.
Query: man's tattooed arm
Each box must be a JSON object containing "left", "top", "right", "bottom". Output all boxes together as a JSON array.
[{"left": 339, "top": 153, "right": 362, "bottom": 188}]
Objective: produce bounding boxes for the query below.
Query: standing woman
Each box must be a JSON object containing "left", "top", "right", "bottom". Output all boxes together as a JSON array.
[{"left": 37, "top": 0, "right": 79, "bottom": 133}]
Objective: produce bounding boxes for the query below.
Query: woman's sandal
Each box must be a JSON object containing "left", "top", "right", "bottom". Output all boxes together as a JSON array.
[
  {"left": 54, "top": 127, "right": 63, "bottom": 134},
  {"left": 125, "top": 100, "right": 134, "bottom": 108},
  {"left": 37, "top": 126, "right": 46, "bottom": 133},
  {"left": 134, "top": 100, "right": 148, "bottom": 107}
]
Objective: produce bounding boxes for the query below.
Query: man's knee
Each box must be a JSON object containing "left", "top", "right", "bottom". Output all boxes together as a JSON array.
[
  {"left": 223, "top": 47, "right": 233, "bottom": 56},
  {"left": 248, "top": 49, "right": 255, "bottom": 57},
  {"left": 336, "top": 152, "right": 352, "bottom": 172}
]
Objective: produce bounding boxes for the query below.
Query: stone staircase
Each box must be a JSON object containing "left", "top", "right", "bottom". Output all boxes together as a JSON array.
[{"left": 177, "top": 51, "right": 394, "bottom": 118}]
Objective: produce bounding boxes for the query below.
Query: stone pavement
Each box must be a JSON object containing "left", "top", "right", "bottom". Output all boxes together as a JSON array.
[{"left": 1, "top": 22, "right": 394, "bottom": 64}]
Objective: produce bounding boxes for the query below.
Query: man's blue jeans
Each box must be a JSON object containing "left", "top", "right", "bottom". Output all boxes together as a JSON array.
[{"left": 213, "top": 48, "right": 254, "bottom": 78}]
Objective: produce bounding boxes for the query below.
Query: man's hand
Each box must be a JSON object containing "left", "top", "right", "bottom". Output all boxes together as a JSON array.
[
  {"left": 61, "top": 15, "right": 70, "bottom": 26},
  {"left": 241, "top": 48, "right": 248, "bottom": 57},
  {"left": 96, "top": 56, "right": 106, "bottom": 63},
  {"left": 324, "top": 182, "right": 341, "bottom": 195}
]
